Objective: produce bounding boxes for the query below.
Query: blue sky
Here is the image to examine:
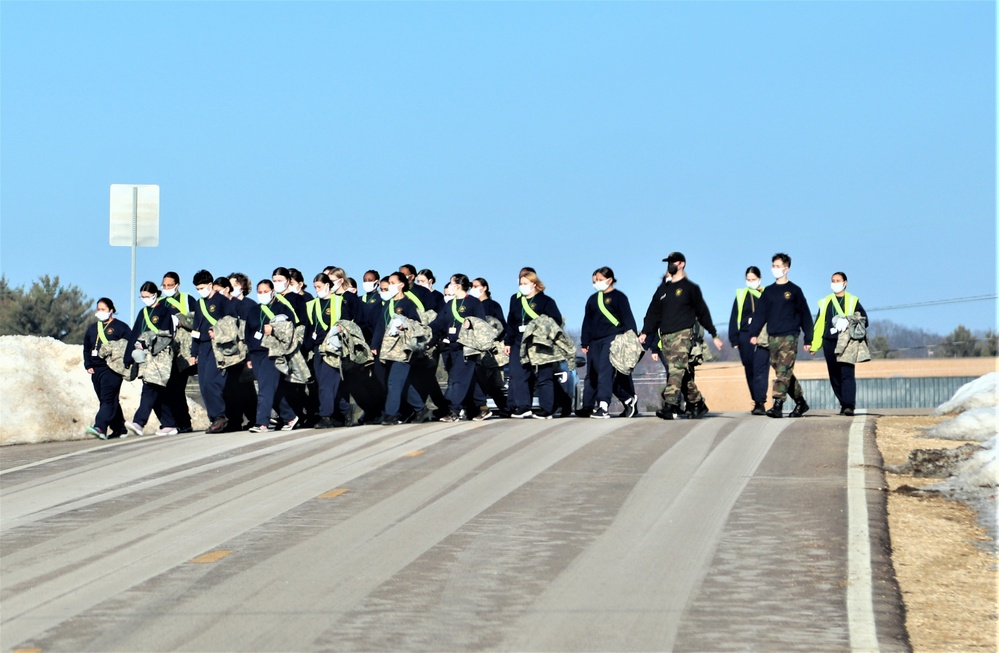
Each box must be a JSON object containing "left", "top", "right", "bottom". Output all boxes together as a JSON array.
[{"left": 2, "top": 1, "right": 995, "bottom": 337}]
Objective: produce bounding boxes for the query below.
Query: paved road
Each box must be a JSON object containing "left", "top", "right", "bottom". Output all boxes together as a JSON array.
[{"left": 1, "top": 413, "right": 908, "bottom": 652}]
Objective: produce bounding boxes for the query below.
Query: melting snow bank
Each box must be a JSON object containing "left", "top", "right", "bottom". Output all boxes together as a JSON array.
[
  {"left": 0, "top": 335, "right": 208, "bottom": 446},
  {"left": 894, "top": 373, "right": 999, "bottom": 541}
]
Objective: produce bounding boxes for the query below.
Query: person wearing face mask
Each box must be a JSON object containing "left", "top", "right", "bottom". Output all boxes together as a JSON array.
[
  {"left": 728, "top": 266, "right": 770, "bottom": 415},
  {"left": 190, "top": 269, "right": 235, "bottom": 434},
  {"left": 469, "top": 277, "right": 509, "bottom": 419},
  {"left": 399, "top": 264, "right": 439, "bottom": 313},
  {"left": 246, "top": 280, "right": 300, "bottom": 433},
  {"left": 371, "top": 273, "right": 432, "bottom": 425},
  {"left": 123, "top": 282, "right": 178, "bottom": 437},
  {"left": 398, "top": 264, "right": 448, "bottom": 418},
  {"left": 810, "top": 271, "right": 867, "bottom": 416},
  {"left": 160, "top": 271, "right": 196, "bottom": 434},
  {"left": 224, "top": 272, "right": 258, "bottom": 430},
  {"left": 639, "top": 252, "right": 724, "bottom": 420},
  {"left": 505, "top": 269, "right": 563, "bottom": 419},
  {"left": 431, "top": 274, "right": 486, "bottom": 422},
  {"left": 581, "top": 267, "right": 639, "bottom": 419},
  {"left": 288, "top": 268, "right": 314, "bottom": 303},
  {"left": 748, "top": 252, "right": 814, "bottom": 418},
  {"left": 272, "top": 266, "right": 312, "bottom": 423},
  {"left": 308, "top": 271, "right": 363, "bottom": 428},
  {"left": 416, "top": 269, "right": 446, "bottom": 308},
  {"left": 83, "top": 298, "right": 132, "bottom": 439}
]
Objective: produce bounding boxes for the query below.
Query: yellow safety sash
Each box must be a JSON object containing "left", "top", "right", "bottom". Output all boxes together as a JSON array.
[{"left": 597, "top": 291, "right": 619, "bottom": 327}]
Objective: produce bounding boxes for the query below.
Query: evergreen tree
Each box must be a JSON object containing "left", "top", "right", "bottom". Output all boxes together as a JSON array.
[{"left": 0, "top": 275, "right": 92, "bottom": 344}]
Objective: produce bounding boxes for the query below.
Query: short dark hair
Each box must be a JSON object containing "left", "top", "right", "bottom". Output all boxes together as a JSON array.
[
  {"left": 97, "top": 297, "right": 116, "bottom": 313},
  {"left": 364, "top": 269, "right": 380, "bottom": 281},
  {"left": 745, "top": 266, "right": 762, "bottom": 278},
  {"left": 213, "top": 277, "right": 231, "bottom": 291},
  {"left": 592, "top": 266, "right": 614, "bottom": 281},
  {"left": 388, "top": 272, "right": 409, "bottom": 290},
  {"left": 400, "top": 264, "right": 417, "bottom": 278},
  {"left": 257, "top": 279, "right": 274, "bottom": 291},
  {"left": 163, "top": 271, "right": 180, "bottom": 285},
  {"left": 193, "top": 269, "right": 213, "bottom": 286},
  {"left": 833, "top": 271, "right": 848, "bottom": 282},
  {"left": 140, "top": 281, "right": 160, "bottom": 296},
  {"left": 772, "top": 253, "right": 791, "bottom": 267}
]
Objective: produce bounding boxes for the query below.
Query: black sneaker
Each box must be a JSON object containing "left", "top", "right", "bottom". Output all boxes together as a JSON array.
[
  {"left": 843, "top": 407, "right": 855, "bottom": 416},
  {"left": 531, "top": 411, "right": 553, "bottom": 420},
  {"left": 206, "top": 418, "right": 229, "bottom": 434},
  {"left": 472, "top": 409, "right": 493, "bottom": 422},
  {"left": 381, "top": 415, "right": 402, "bottom": 426},
  {"left": 590, "top": 407, "right": 610, "bottom": 419},
  {"left": 316, "top": 416, "right": 335, "bottom": 429},
  {"left": 439, "top": 412, "right": 461, "bottom": 423},
  {"left": 751, "top": 402, "right": 767, "bottom": 416},
  {"left": 511, "top": 408, "right": 533, "bottom": 419},
  {"left": 413, "top": 407, "right": 433, "bottom": 423}
]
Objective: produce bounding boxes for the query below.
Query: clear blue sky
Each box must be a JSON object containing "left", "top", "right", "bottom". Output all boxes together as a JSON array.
[{"left": 2, "top": 1, "right": 995, "bottom": 337}]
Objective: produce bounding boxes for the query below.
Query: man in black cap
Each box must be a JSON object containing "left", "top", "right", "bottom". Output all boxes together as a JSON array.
[{"left": 640, "top": 252, "right": 724, "bottom": 419}]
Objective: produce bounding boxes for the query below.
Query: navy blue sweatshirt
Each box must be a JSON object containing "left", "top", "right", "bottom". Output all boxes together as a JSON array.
[
  {"left": 581, "top": 289, "right": 637, "bottom": 347},
  {"left": 245, "top": 297, "right": 295, "bottom": 353},
  {"left": 431, "top": 295, "right": 486, "bottom": 351},
  {"left": 406, "top": 284, "right": 440, "bottom": 313},
  {"left": 641, "top": 277, "right": 718, "bottom": 340},
  {"left": 371, "top": 295, "right": 421, "bottom": 352},
  {"left": 748, "top": 280, "right": 814, "bottom": 342},
  {"left": 480, "top": 296, "right": 507, "bottom": 340},
  {"left": 505, "top": 291, "right": 562, "bottom": 346},
  {"left": 305, "top": 291, "right": 364, "bottom": 349},
  {"left": 192, "top": 293, "right": 234, "bottom": 347},
  {"left": 83, "top": 317, "right": 132, "bottom": 370},
  {"left": 727, "top": 287, "right": 764, "bottom": 346},
  {"left": 126, "top": 300, "right": 175, "bottom": 365}
]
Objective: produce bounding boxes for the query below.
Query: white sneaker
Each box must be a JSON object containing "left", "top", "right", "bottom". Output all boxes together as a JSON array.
[
  {"left": 156, "top": 427, "right": 179, "bottom": 436},
  {"left": 123, "top": 421, "right": 144, "bottom": 437},
  {"left": 281, "top": 417, "right": 299, "bottom": 431},
  {"left": 511, "top": 409, "right": 533, "bottom": 419}
]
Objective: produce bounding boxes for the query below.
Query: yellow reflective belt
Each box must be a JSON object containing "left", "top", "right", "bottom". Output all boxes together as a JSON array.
[
  {"left": 142, "top": 307, "right": 156, "bottom": 332},
  {"left": 597, "top": 291, "right": 619, "bottom": 327},
  {"left": 404, "top": 291, "right": 425, "bottom": 313},
  {"left": 97, "top": 320, "right": 109, "bottom": 345},
  {"left": 274, "top": 293, "right": 300, "bottom": 324},
  {"left": 260, "top": 304, "right": 275, "bottom": 321},
  {"left": 735, "top": 287, "right": 762, "bottom": 327},
  {"left": 199, "top": 298, "right": 218, "bottom": 327},
  {"left": 451, "top": 299, "right": 463, "bottom": 322},
  {"left": 520, "top": 295, "right": 539, "bottom": 321},
  {"left": 166, "top": 293, "right": 190, "bottom": 315}
]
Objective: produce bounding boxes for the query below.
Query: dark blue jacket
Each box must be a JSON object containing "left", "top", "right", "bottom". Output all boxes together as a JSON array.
[
  {"left": 246, "top": 297, "right": 295, "bottom": 353},
  {"left": 126, "top": 299, "right": 174, "bottom": 365},
  {"left": 192, "top": 293, "right": 234, "bottom": 347},
  {"left": 581, "top": 289, "right": 636, "bottom": 347},
  {"left": 431, "top": 296, "right": 486, "bottom": 351},
  {"left": 83, "top": 317, "right": 132, "bottom": 370},
  {"left": 505, "top": 292, "right": 562, "bottom": 346},
  {"left": 749, "top": 281, "right": 814, "bottom": 342},
  {"left": 371, "top": 296, "right": 421, "bottom": 352}
]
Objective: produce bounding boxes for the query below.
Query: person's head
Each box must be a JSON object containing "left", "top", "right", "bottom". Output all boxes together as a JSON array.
[
  {"left": 471, "top": 277, "right": 490, "bottom": 300},
  {"left": 345, "top": 277, "right": 358, "bottom": 294},
  {"left": 229, "top": 272, "right": 251, "bottom": 299},
  {"left": 326, "top": 267, "right": 348, "bottom": 293},
  {"left": 519, "top": 271, "right": 544, "bottom": 296},
  {"left": 362, "top": 269, "right": 380, "bottom": 294},
  {"left": 381, "top": 275, "right": 405, "bottom": 300},
  {"left": 140, "top": 281, "right": 160, "bottom": 307},
  {"left": 271, "top": 267, "right": 291, "bottom": 294},
  {"left": 416, "top": 269, "right": 436, "bottom": 290},
  {"left": 831, "top": 271, "right": 848, "bottom": 294},
  {"left": 663, "top": 252, "right": 686, "bottom": 277},
  {"left": 96, "top": 297, "right": 116, "bottom": 321},
  {"left": 771, "top": 253, "right": 791, "bottom": 280},
  {"left": 193, "top": 269, "right": 214, "bottom": 298},
  {"left": 213, "top": 276, "right": 232, "bottom": 298},
  {"left": 519, "top": 266, "right": 536, "bottom": 278},
  {"left": 745, "top": 266, "right": 762, "bottom": 290},
  {"left": 161, "top": 271, "right": 181, "bottom": 297},
  {"left": 322, "top": 265, "right": 338, "bottom": 277},
  {"left": 399, "top": 264, "right": 417, "bottom": 283},
  {"left": 449, "top": 274, "right": 471, "bottom": 297},
  {"left": 287, "top": 268, "right": 306, "bottom": 293},
  {"left": 313, "top": 272, "right": 333, "bottom": 299},
  {"left": 592, "top": 266, "right": 615, "bottom": 292},
  {"left": 388, "top": 271, "right": 409, "bottom": 292},
  {"left": 257, "top": 279, "right": 275, "bottom": 304}
]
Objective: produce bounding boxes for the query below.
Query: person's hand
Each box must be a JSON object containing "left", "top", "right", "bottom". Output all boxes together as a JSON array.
[
  {"left": 504, "top": 346, "right": 511, "bottom": 355},
  {"left": 581, "top": 347, "right": 588, "bottom": 355},
  {"left": 804, "top": 345, "right": 812, "bottom": 354},
  {"left": 370, "top": 349, "right": 378, "bottom": 356},
  {"left": 189, "top": 357, "right": 197, "bottom": 366},
  {"left": 87, "top": 368, "right": 95, "bottom": 374},
  {"left": 246, "top": 360, "right": 253, "bottom": 369},
  {"left": 750, "top": 337, "right": 757, "bottom": 346},
  {"left": 264, "top": 324, "right": 273, "bottom": 336},
  {"left": 638, "top": 333, "right": 647, "bottom": 344},
  {"left": 651, "top": 353, "right": 659, "bottom": 362},
  {"left": 713, "top": 336, "right": 724, "bottom": 351},
  {"left": 208, "top": 329, "right": 215, "bottom": 340}
]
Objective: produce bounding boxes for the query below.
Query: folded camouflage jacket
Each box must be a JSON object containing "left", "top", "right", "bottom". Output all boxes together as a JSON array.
[
  {"left": 520, "top": 315, "right": 577, "bottom": 369},
  {"left": 319, "top": 320, "right": 373, "bottom": 370},
  {"left": 264, "top": 319, "right": 311, "bottom": 383},
  {"left": 609, "top": 330, "right": 643, "bottom": 375},
  {"left": 98, "top": 338, "right": 138, "bottom": 381},
  {"left": 136, "top": 330, "right": 174, "bottom": 387},
  {"left": 211, "top": 315, "right": 247, "bottom": 369},
  {"left": 835, "top": 314, "right": 870, "bottom": 365},
  {"left": 380, "top": 316, "right": 433, "bottom": 364}
]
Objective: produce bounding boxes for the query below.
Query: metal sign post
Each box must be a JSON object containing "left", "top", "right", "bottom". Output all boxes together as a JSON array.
[{"left": 110, "top": 184, "right": 159, "bottom": 319}]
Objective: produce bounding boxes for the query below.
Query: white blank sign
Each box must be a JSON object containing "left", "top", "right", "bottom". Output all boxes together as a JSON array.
[{"left": 110, "top": 184, "right": 159, "bottom": 246}]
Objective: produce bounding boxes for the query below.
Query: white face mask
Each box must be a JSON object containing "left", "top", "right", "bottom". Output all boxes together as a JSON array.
[
  {"left": 519, "top": 283, "right": 534, "bottom": 296},
  {"left": 362, "top": 281, "right": 377, "bottom": 293},
  {"left": 316, "top": 286, "right": 331, "bottom": 299},
  {"left": 162, "top": 287, "right": 177, "bottom": 298},
  {"left": 379, "top": 289, "right": 396, "bottom": 301},
  {"left": 141, "top": 296, "right": 157, "bottom": 307},
  {"left": 418, "top": 281, "right": 430, "bottom": 289},
  {"left": 771, "top": 267, "right": 787, "bottom": 279},
  {"left": 231, "top": 285, "right": 243, "bottom": 298},
  {"left": 444, "top": 293, "right": 456, "bottom": 303},
  {"left": 273, "top": 280, "right": 288, "bottom": 294},
  {"left": 831, "top": 282, "right": 846, "bottom": 293},
  {"left": 593, "top": 280, "right": 610, "bottom": 292},
  {"left": 468, "top": 288, "right": 483, "bottom": 299},
  {"left": 332, "top": 278, "right": 343, "bottom": 290},
  {"left": 257, "top": 292, "right": 273, "bottom": 304},
  {"left": 197, "top": 287, "right": 211, "bottom": 299},
  {"left": 389, "top": 283, "right": 402, "bottom": 297},
  {"left": 746, "top": 279, "right": 761, "bottom": 290},
  {"left": 95, "top": 310, "right": 111, "bottom": 322}
]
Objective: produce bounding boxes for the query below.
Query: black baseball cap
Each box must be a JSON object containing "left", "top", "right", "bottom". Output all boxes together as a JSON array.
[{"left": 662, "top": 252, "right": 686, "bottom": 264}]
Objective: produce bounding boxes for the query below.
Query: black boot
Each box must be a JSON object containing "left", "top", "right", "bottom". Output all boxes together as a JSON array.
[
  {"left": 688, "top": 400, "right": 709, "bottom": 420},
  {"left": 656, "top": 403, "right": 679, "bottom": 420},
  {"left": 751, "top": 401, "right": 766, "bottom": 416},
  {"left": 789, "top": 398, "right": 809, "bottom": 418},
  {"left": 766, "top": 399, "right": 784, "bottom": 419},
  {"left": 843, "top": 406, "right": 855, "bottom": 416}
]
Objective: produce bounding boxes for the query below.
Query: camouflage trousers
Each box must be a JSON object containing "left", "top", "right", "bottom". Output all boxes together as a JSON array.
[
  {"left": 768, "top": 334, "right": 804, "bottom": 402},
  {"left": 660, "top": 329, "right": 702, "bottom": 406}
]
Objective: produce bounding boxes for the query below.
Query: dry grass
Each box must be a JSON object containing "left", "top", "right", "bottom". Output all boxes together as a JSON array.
[{"left": 876, "top": 416, "right": 998, "bottom": 652}]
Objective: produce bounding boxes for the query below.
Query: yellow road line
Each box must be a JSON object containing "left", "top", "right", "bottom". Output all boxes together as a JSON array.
[
  {"left": 318, "top": 488, "right": 349, "bottom": 499},
  {"left": 404, "top": 450, "right": 426, "bottom": 457},
  {"left": 190, "top": 550, "right": 232, "bottom": 564}
]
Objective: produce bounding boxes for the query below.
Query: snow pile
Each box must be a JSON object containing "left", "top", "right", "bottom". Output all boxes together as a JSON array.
[
  {"left": 929, "top": 436, "right": 998, "bottom": 494},
  {"left": 924, "top": 407, "right": 999, "bottom": 443},
  {"left": 0, "top": 335, "right": 208, "bottom": 446},
  {"left": 934, "top": 372, "right": 999, "bottom": 415}
]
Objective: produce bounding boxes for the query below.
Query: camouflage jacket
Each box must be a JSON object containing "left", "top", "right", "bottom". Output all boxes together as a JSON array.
[
  {"left": 98, "top": 338, "right": 138, "bottom": 381},
  {"left": 319, "top": 319, "right": 373, "bottom": 370},
  {"left": 689, "top": 321, "right": 706, "bottom": 367},
  {"left": 834, "top": 314, "right": 870, "bottom": 364},
  {"left": 520, "top": 315, "right": 577, "bottom": 369},
  {"left": 457, "top": 316, "right": 509, "bottom": 368},
  {"left": 380, "top": 316, "right": 433, "bottom": 364},
  {"left": 136, "top": 330, "right": 174, "bottom": 387},
  {"left": 211, "top": 315, "right": 248, "bottom": 369},
  {"left": 263, "top": 318, "right": 311, "bottom": 383},
  {"left": 609, "top": 330, "right": 643, "bottom": 375}
]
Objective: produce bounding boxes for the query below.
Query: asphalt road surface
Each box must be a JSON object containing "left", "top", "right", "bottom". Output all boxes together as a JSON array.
[{"left": 1, "top": 412, "right": 908, "bottom": 652}]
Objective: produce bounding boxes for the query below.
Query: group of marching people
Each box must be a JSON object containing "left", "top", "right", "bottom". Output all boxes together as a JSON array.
[{"left": 82, "top": 252, "right": 868, "bottom": 439}]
